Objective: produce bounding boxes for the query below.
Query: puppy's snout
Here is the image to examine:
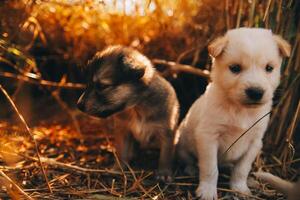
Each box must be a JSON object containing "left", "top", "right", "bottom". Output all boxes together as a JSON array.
[
  {"left": 245, "top": 87, "right": 264, "bottom": 101},
  {"left": 77, "top": 101, "right": 85, "bottom": 111}
]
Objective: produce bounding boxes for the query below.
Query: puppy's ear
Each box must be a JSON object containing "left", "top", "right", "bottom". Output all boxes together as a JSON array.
[
  {"left": 120, "top": 54, "right": 146, "bottom": 80},
  {"left": 273, "top": 35, "right": 291, "bottom": 57},
  {"left": 85, "top": 54, "right": 102, "bottom": 79},
  {"left": 208, "top": 36, "right": 228, "bottom": 58}
]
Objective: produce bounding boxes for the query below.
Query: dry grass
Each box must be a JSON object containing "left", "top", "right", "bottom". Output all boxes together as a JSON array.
[{"left": 0, "top": 0, "right": 299, "bottom": 199}]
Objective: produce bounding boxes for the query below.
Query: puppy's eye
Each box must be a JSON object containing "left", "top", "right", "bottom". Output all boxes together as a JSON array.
[
  {"left": 95, "top": 83, "right": 108, "bottom": 90},
  {"left": 229, "top": 64, "right": 242, "bottom": 74},
  {"left": 265, "top": 65, "right": 274, "bottom": 73}
]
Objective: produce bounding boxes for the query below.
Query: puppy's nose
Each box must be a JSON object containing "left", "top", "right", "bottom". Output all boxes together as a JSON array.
[
  {"left": 77, "top": 98, "right": 86, "bottom": 111},
  {"left": 245, "top": 87, "right": 264, "bottom": 101},
  {"left": 77, "top": 101, "right": 85, "bottom": 111}
]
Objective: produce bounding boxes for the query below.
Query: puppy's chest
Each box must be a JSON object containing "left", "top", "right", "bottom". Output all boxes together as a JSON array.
[
  {"left": 130, "top": 116, "right": 146, "bottom": 141},
  {"left": 124, "top": 112, "right": 158, "bottom": 147},
  {"left": 217, "top": 122, "right": 262, "bottom": 162}
]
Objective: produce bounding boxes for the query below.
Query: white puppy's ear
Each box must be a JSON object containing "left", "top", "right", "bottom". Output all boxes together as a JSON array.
[
  {"left": 208, "top": 36, "right": 228, "bottom": 58},
  {"left": 273, "top": 35, "right": 291, "bottom": 57}
]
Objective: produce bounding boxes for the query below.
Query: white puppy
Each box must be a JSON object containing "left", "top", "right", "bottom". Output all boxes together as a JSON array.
[{"left": 175, "top": 28, "right": 290, "bottom": 199}]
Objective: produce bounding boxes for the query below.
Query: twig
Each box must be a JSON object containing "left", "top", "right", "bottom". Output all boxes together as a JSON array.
[
  {"left": 0, "top": 170, "right": 34, "bottom": 200},
  {"left": 176, "top": 47, "right": 196, "bottom": 63},
  {"left": 263, "top": 0, "right": 272, "bottom": 22},
  {"left": 271, "top": 75, "right": 300, "bottom": 122},
  {"left": 248, "top": 0, "right": 256, "bottom": 27},
  {"left": 50, "top": 75, "right": 82, "bottom": 134},
  {"left": 0, "top": 165, "right": 23, "bottom": 171},
  {"left": 152, "top": 59, "right": 210, "bottom": 79},
  {"left": 0, "top": 57, "right": 40, "bottom": 79},
  {"left": 286, "top": 100, "right": 300, "bottom": 144},
  {"left": 1, "top": 60, "right": 210, "bottom": 90},
  {"left": 225, "top": 0, "right": 230, "bottom": 29},
  {"left": 236, "top": 0, "right": 243, "bottom": 28},
  {"left": 26, "top": 155, "right": 122, "bottom": 175},
  {"left": 140, "top": 184, "right": 158, "bottom": 199},
  {"left": 263, "top": 158, "right": 300, "bottom": 168},
  {"left": 0, "top": 84, "right": 53, "bottom": 193},
  {"left": 12, "top": 58, "right": 39, "bottom": 101},
  {"left": 99, "top": 181, "right": 122, "bottom": 197},
  {"left": 0, "top": 71, "right": 85, "bottom": 89},
  {"left": 275, "top": 0, "right": 283, "bottom": 32},
  {"left": 218, "top": 188, "right": 264, "bottom": 200},
  {"left": 0, "top": 149, "right": 143, "bottom": 175},
  {"left": 126, "top": 164, "right": 153, "bottom": 199},
  {"left": 112, "top": 150, "right": 128, "bottom": 196}
]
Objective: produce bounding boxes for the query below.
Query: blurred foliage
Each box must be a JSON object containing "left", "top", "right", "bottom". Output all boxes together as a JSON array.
[
  {"left": 1, "top": 0, "right": 200, "bottom": 64},
  {"left": 0, "top": 39, "right": 39, "bottom": 78}
]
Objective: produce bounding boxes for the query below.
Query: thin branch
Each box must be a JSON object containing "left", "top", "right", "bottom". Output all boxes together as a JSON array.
[
  {"left": 126, "top": 163, "right": 152, "bottom": 199},
  {"left": 0, "top": 71, "right": 85, "bottom": 89},
  {"left": 1, "top": 59, "right": 210, "bottom": 91},
  {"left": 263, "top": 0, "right": 272, "bottom": 22},
  {"left": 236, "top": 0, "right": 243, "bottom": 28},
  {"left": 152, "top": 59, "right": 210, "bottom": 79},
  {"left": 22, "top": 154, "right": 143, "bottom": 175},
  {"left": 112, "top": 150, "right": 127, "bottom": 195},
  {"left": 0, "top": 57, "right": 40, "bottom": 79},
  {"left": 248, "top": 0, "right": 256, "bottom": 27},
  {"left": 50, "top": 75, "right": 82, "bottom": 134},
  {"left": 36, "top": 156, "right": 122, "bottom": 175},
  {"left": 176, "top": 47, "right": 196, "bottom": 63},
  {"left": 0, "top": 84, "right": 53, "bottom": 193},
  {"left": 225, "top": 0, "right": 230, "bottom": 29},
  {"left": 218, "top": 188, "right": 264, "bottom": 200}
]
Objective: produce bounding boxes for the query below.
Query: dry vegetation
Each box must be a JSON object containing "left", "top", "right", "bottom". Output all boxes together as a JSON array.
[{"left": 0, "top": 0, "right": 299, "bottom": 199}]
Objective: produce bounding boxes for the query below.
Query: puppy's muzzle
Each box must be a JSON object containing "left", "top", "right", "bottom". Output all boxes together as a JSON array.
[{"left": 245, "top": 87, "right": 264, "bottom": 102}]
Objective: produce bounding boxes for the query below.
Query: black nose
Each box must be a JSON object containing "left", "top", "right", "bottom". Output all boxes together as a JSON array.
[
  {"left": 77, "top": 100, "right": 85, "bottom": 111},
  {"left": 245, "top": 87, "right": 264, "bottom": 101}
]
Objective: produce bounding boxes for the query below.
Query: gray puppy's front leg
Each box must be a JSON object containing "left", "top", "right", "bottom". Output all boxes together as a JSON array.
[
  {"left": 157, "top": 129, "right": 174, "bottom": 182},
  {"left": 114, "top": 131, "right": 136, "bottom": 168}
]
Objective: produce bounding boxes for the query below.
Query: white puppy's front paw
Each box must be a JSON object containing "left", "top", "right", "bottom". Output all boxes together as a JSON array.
[
  {"left": 196, "top": 183, "right": 217, "bottom": 200},
  {"left": 230, "top": 181, "right": 251, "bottom": 195}
]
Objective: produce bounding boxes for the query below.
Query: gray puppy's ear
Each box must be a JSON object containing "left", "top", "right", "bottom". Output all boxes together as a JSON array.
[
  {"left": 85, "top": 54, "right": 102, "bottom": 79},
  {"left": 208, "top": 36, "right": 228, "bottom": 58},
  {"left": 273, "top": 35, "right": 291, "bottom": 57},
  {"left": 120, "top": 52, "right": 147, "bottom": 80}
]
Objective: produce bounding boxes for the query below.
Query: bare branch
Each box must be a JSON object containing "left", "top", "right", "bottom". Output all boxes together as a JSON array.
[
  {"left": 0, "top": 71, "right": 85, "bottom": 89},
  {"left": 152, "top": 59, "right": 211, "bottom": 80}
]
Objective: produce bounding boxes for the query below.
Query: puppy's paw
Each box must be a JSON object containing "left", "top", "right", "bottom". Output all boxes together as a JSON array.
[
  {"left": 230, "top": 181, "right": 251, "bottom": 195},
  {"left": 155, "top": 169, "right": 173, "bottom": 183},
  {"left": 196, "top": 183, "right": 217, "bottom": 200}
]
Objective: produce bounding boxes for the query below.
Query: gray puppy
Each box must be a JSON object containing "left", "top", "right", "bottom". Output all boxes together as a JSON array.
[{"left": 77, "top": 45, "right": 179, "bottom": 180}]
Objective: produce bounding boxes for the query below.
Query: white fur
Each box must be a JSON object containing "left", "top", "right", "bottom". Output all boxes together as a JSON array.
[{"left": 176, "top": 28, "right": 289, "bottom": 199}]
